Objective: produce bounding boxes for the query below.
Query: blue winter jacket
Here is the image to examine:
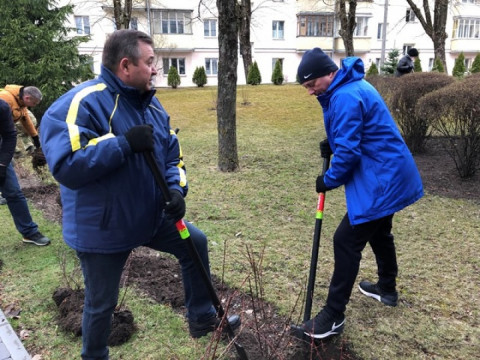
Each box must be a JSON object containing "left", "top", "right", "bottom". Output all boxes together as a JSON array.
[
  {"left": 318, "top": 57, "right": 423, "bottom": 225},
  {"left": 40, "top": 66, "right": 187, "bottom": 253}
]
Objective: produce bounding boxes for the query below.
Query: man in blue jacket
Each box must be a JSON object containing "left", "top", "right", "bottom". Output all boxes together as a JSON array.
[
  {"left": 40, "top": 30, "right": 239, "bottom": 359},
  {"left": 292, "top": 48, "right": 423, "bottom": 339}
]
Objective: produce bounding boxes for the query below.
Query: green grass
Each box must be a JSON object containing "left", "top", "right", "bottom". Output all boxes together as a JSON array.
[{"left": 1, "top": 84, "right": 479, "bottom": 359}]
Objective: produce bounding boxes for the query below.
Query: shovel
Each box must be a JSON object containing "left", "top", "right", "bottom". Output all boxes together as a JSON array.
[{"left": 143, "top": 151, "right": 248, "bottom": 360}]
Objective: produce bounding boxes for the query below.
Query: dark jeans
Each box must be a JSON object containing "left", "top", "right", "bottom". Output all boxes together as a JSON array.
[
  {"left": 77, "top": 219, "right": 216, "bottom": 360},
  {"left": 0, "top": 162, "right": 38, "bottom": 237},
  {"left": 326, "top": 213, "right": 397, "bottom": 316}
]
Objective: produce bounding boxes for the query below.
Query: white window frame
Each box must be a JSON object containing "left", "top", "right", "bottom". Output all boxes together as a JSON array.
[
  {"left": 272, "top": 21, "right": 284, "bottom": 39},
  {"left": 205, "top": 58, "right": 218, "bottom": 75},
  {"left": 75, "top": 16, "right": 90, "bottom": 35},
  {"left": 455, "top": 18, "right": 480, "bottom": 39},
  {"left": 204, "top": 19, "right": 217, "bottom": 37},
  {"left": 162, "top": 58, "right": 186, "bottom": 75},
  {"left": 152, "top": 10, "right": 192, "bottom": 34},
  {"left": 354, "top": 16, "right": 369, "bottom": 37}
]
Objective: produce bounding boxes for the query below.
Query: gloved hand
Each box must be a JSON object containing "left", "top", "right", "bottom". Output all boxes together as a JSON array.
[
  {"left": 32, "top": 135, "right": 41, "bottom": 149},
  {"left": 31, "top": 147, "right": 47, "bottom": 168},
  {"left": 164, "top": 190, "right": 186, "bottom": 222},
  {"left": 0, "top": 165, "right": 6, "bottom": 186},
  {"left": 125, "top": 125, "right": 154, "bottom": 153},
  {"left": 316, "top": 175, "right": 331, "bottom": 194},
  {"left": 320, "top": 139, "right": 332, "bottom": 158}
]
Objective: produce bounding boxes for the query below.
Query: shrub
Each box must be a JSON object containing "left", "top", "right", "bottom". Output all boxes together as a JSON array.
[
  {"left": 389, "top": 72, "right": 454, "bottom": 154},
  {"left": 431, "top": 58, "right": 445, "bottom": 73},
  {"left": 452, "top": 52, "right": 466, "bottom": 78},
  {"left": 247, "top": 61, "right": 262, "bottom": 85},
  {"left": 271, "top": 60, "right": 284, "bottom": 85},
  {"left": 192, "top": 66, "right": 207, "bottom": 87},
  {"left": 413, "top": 57, "right": 422, "bottom": 73},
  {"left": 167, "top": 66, "right": 181, "bottom": 89},
  {"left": 416, "top": 78, "right": 480, "bottom": 178},
  {"left": 366, "top": 63, "right": 379, "bottom": 76},
  {"left": 470, "top": 53, "right": 480, "bottom": 74},
  {"left": 381, "top": 49, "right": 399, "bottom": 75},
  {"left": 365, "top": 75, "right": 396, "bottom": 105}
]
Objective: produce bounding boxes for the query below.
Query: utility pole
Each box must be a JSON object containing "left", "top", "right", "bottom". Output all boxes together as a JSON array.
[{"left": 380, "top": 0, "right": 389, "bottom": 68}]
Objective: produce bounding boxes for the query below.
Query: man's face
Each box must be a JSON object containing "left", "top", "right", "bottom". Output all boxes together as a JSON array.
[
  {"left": 23, "top": 95, "right": 41, "bottom": 107},
  {"left": 302, "top": 74, "right": 333, "bottom": 96},
  {"left": 124, "top": 41, "right": 157, "bottom": 93}
]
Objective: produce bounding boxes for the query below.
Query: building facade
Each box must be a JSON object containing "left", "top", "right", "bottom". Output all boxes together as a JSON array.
[{"left": 60, "top": 0, "right": 480, "bottom": 87}]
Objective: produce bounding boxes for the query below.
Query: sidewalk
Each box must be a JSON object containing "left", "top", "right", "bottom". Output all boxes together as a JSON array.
[{"left": 0, "top": 309, "right": 31, "bottom": 360}]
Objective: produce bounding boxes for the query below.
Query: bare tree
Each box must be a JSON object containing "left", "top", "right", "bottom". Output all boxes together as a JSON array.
[
  {"left": 113, "top": 0, "right": 133, "bottom": 29},
  {"left": 217, "top": 0, "right": 239, "bottom": 171},
  {"left": 238, "top": 0, "right": 253, "bottom": 82},
  {"left": 404, "top": 0, "right": 449, "bottom": 72},
  {"left": 337, "top": 0, "right": 357, "bottom": 56}
]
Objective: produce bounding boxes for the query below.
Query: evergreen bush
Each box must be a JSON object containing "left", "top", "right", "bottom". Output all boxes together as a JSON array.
[
  {"left": 413, "top": 57, "right": 422, "bottom": 73},
  {"left": 431, "top": 58, "right": 445, "bottom": 73},
  {"left": 381, "top": 49, "right": 400, "bottom": 75},
  {"left": 167, "top": 66, "right": 181, "bottom": 89},
  {"left": 271, "top": 60, "right": 284, "bottom": 85},
  {"left": 416, "top": 77, "right": 480, "bottom": 178},
  {"left": 452, "top": 52, "right": 466, "bottom": 78},
  {"left": 470, "top": 53, "right": 480, "bottom": 73},
  {"left": 389, "top": 72, "right": 454, "bottom": 154},
  {"left": 192, "top": 66, "right": 207, "bottom": 87},
  {"left": 247, "top": 61, "right": 262, "bottom": 85},
  {"left": 366, "top": 63, "right": 379, "bottom": 76}
]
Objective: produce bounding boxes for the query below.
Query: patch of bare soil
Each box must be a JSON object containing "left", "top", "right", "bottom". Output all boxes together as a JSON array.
[{"left": 16, "top": 136, "right": 479, "bottom": 359}]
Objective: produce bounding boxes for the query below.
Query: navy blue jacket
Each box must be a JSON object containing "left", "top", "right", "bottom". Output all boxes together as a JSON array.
[
  {"left": 318, "top": 57, "right": 423, "bottom": 225},
  {"left": 40, "top": 66, "right": 186, "bottom": 253}
]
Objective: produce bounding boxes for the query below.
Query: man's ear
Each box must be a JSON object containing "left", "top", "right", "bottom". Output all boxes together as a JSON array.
[{"left": 118, "top": 57, "right": 130, "bottom": 75}]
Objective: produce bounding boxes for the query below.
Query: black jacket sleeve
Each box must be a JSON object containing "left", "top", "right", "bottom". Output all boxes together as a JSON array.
[{"left": 0, "top": 99, "right": 17, "bottom": 166}]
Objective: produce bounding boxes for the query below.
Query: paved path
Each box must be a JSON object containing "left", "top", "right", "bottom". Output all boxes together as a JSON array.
[{"left": 0, "top": 309, "right": 31, "bottom": 360}]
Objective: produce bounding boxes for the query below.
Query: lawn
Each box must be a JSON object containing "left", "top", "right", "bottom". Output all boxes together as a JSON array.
[{"left": 0, "top": 84, "right": 479, "bottom": 359}]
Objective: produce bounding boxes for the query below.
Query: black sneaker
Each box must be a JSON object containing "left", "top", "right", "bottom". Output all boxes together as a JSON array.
[
  {"left": 292, "top": 309, "right": 345, "bottom": 339},
  {"left": 189, "top": 314, "right": 241, "bottom": 339},
  {"left": 23, "top": 232, "right": 51, "bottom": 246},
  {"left": 358, "top": 280, "right": 398, "bottom": 307}
]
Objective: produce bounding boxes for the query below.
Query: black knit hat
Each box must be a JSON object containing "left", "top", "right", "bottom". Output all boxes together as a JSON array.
[
  {"left": 407, "top": 48, "right": 419, "bottom": 57},
  {"left": 297, "top": 48, "right": 339, "bottom": 84}
]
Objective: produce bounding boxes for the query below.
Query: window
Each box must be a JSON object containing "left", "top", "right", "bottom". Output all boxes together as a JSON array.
[
  {"left": 406, "top": 9, "right": 416, "bottom": 22},
  {"left": 152, "top": 10, "right": 192, "bottom": 34},
  {"left": 428, "top": 58, "right": 434, "bottom": 71},
  {"left": 454, "top": 18, "right": 480, "bottom": 38},
  {"left": 297, "top": 15, "right": 334, "bottom": 37},
  {"left": 75, "top": 16, "right": 90, "bottom": 35},
  {"left": 204, "top": 19, "right": 217, "bottom": 37},
  {"left": 354, "top": 17, "right": 369, "bottom": 37},
  {"left": 130, "top": 17, "right": 138, "bottom": 30},
  {"left": 162, "top": 58, "right": 186, "bottom": 75},
  {"left": 402, "top": 44, "right": 415, "bottom": 55},
  {"left": 272, "top": 58, "right": 283, "bottom": 71},
  {"left": 377, "top": 23, "right": 383, "bottom": 40},
  {"left": 205, "top": 58, "right": 218, "bottom": 75},
  {"left": 272, "top": 21, "right": 284, "bottom": 39}
]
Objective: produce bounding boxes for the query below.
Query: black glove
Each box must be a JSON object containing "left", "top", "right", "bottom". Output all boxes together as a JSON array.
[
  {"left": 125, "top": 125, "right": 154, "bottom": 153},
  {"left": 316, "top": 175, "right": 331, "bottom": 194},
  {"left": 164, "top": 190, "right": 186, "bottom": 222},
  {"left": 32, "top": 135, "right": 41, "bottom": 149},
  {"left": 32, "top": 147, "right": 47, "bottom": 168},
  {"left": 320, "top": 139, "right": 332, "bottom": 158},
  {"left": 0, "top": 165, "right": 6, "bottom": 186}
]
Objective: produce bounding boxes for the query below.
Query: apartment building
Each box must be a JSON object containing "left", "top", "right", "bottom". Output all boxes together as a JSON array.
[{"left": 61, "top": 0, "right": 480, "bottom": 87}]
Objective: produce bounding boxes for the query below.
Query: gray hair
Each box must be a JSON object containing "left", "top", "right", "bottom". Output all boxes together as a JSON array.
[
  {"left": 102, "top": 30, "right": 154, "bottom": 72},
  {"left": 23, "top": 86, "right": 43, "bottom": 101}
]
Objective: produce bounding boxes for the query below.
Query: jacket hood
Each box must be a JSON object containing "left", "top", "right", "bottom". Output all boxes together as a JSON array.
[{"left": 317, "top": 57, "right": 365, "bottom": 105}]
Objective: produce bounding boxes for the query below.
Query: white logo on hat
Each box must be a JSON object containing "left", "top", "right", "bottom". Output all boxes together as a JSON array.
[{"left": 304, "top": 73, "right": 313, "bottom": 79}]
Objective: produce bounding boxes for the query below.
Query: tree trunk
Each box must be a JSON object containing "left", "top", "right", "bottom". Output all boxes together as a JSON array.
[
  {"left": 405, "top": 0, "right": 448, "bottom": 73},
  {"left": 113, "top": 0, "right": 132, "bottom": 30},
  {"left": 238, "top": 0, "right": 252, "bottom": 82},
  {"left": 338, "top": 0, "right": 357, "bottom": 57},
  {"left": 217, "top": 0, "right": 239, "bottom": 172}
]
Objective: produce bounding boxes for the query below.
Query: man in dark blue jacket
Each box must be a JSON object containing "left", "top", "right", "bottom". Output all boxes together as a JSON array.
[
  {"left": 292, "top": 48, "right": 423, "bottom": 339},
  {"left": 40, "top": 30, "right": 239, "bottom": 359}
]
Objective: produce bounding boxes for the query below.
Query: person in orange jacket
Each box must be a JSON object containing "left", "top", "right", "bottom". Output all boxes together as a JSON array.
[{"left": 0, "top": 85, "right": 43, "bottom": 150}]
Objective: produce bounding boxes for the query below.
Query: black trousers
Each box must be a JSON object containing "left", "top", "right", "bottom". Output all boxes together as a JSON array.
[{"left": 326, "top": 213, "right": 397, "bottom": 316}]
